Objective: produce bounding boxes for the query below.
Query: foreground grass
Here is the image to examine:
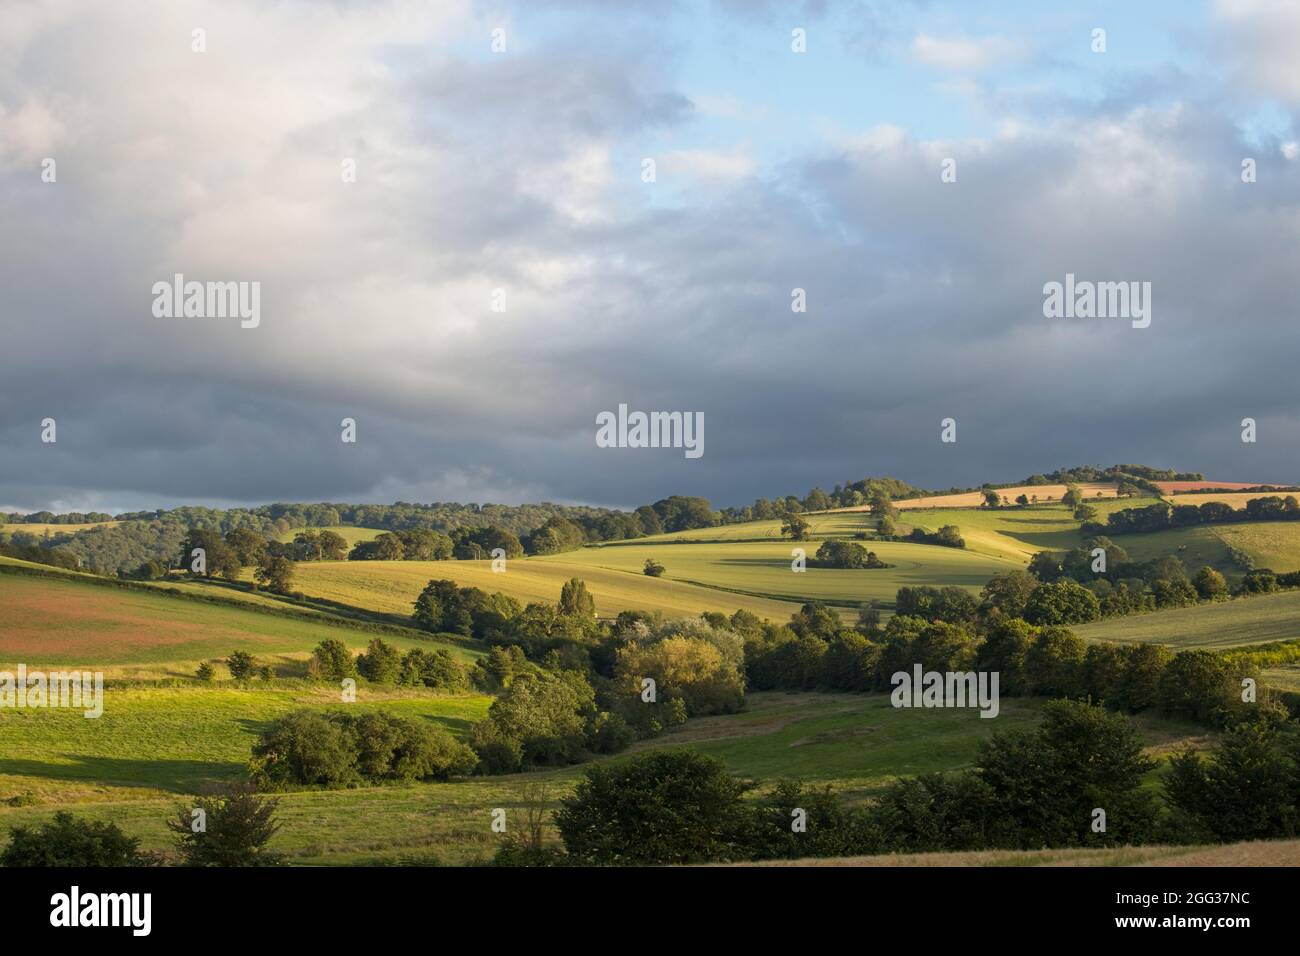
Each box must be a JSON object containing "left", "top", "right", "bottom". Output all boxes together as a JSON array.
[{"left": 0, "top": 691, "right": 1208, "bottom": 865}]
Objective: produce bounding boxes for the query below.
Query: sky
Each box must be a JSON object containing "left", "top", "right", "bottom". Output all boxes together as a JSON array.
[{"left": 3, "top": 0, "right": 1300, "bottom": 514}]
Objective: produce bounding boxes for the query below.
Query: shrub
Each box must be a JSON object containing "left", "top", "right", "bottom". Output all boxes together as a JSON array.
[
  {"left": 356, "top": 638, "right": 402, "bottom": 684},
  {"left": 1023, "top": 579, "right": 1101, "bottom": 625},
  {"left": 226, "top": 650, "right": 257, "bottom": 680},
  {"left": 1, "top": 811, "right": 147, "bottom": 866},
  {"left": 196, "top": 661, "right": 216, "bottom": 682},
  {"left": 1193, "top": 566, "right": 1229, "bottom": 601},
  {"left": 1164, "top": 723, "right": 1300, "bottom": 841},
  {"left": 400, "top": 648, "right": 467, "bottom": 690},
  {"left": 555, "top": 751, "right": 752, "bottom": 864},
  {"left": 167, "top": 788, "right": 284, "bottom": 866},
  {"left": 643, "top": 558, "right": 665, "bottom": 577},
  {"left": 309, "top": 638, "right": 356, "bottom": 681}
]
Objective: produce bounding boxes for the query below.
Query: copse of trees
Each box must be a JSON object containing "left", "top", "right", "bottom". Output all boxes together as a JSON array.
[
  {"left": 1024, "top": 537, "right": 1300, "bottom": 621},
  {"left": 1099, "top": 495, "right": 1300, "bottom": 537},
  {"left": 813, "top": 540, "right": 887, "bottom": 569},
  {"left": 740, "top": 595, "right": 1262, "bottom": 730},
  {"left": 249, "top": 709, "right": 477, "bottom": 789}
]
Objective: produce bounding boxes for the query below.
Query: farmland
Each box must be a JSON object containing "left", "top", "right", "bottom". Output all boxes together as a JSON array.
[
  {"left": 0, "top": 569, "right": 477, "bottom": 679},
  {"left": 278, "top": 556, "right": 806, "bottom": 621},
  {"left": 1075, "top": 588, "right": 1300, "bottom": 649},
  {"left": 3, "top": 473, "right": 1300, "bottom": 868},
  {"left": 550, "top": 539, "right": 1018, "bottom": 608},
  {"left": 0, "top": 690, "right": 1209, "bottom": 865}
]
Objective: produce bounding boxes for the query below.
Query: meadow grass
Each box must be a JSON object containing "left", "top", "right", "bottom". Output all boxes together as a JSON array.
[
  {"left": 1075, "top": 588, "right": 1300, "bottom": 649},
  {"left": 0, "top": 685, "right": 492, "bottom": 804},
  {"left": 0, "top": 690, "right": 1209, "bottom": 866},
  {"left": 280, "top": 557, "right": 805, "bottom": 621},
  {"left": 551, "top": 539, "right": 1019, "bottom": 608}
]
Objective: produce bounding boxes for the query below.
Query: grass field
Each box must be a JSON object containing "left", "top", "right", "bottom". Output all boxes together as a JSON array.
[
  {"left": 0, "top": 685, "right": 491, "bottom": 805},
  {"left": 278, "top": 557, "right": 807, "bottom": 621},
  {"left": 1075, "top": 588, "right": 1300, "bottom": 649},
  {"left": 0, "top": 690, "right": 1208, "bottom": 865},
  {"left": 0, "top": 571, "right": 478, "bottom": 679},
  {"left": 273, "top": 525, "right": 385, "bottom": 546},
  {"left": 551, "top": 539, "right": 1019, "bottom": 608}
]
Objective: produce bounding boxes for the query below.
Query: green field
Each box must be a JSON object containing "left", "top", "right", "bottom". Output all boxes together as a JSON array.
[
  {"left": 0, "top": 685, "right": 491, "bottom": 804},
  {"left": 0, "top": 688, "right": 1212, "bottom": 865},
  {"left": 1075, "top": 588, "right": 1300, "bottom": 649},
  {"left": 279, "top": 557, "right": 806, "bottom": 621},
  {"left": 551, "top": 539, "right": 1018, "bottom": 608}
]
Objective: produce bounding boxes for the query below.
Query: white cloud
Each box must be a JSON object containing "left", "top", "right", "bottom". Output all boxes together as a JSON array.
[{"left": 911, "top": 33, "right": 1020, "bottom": 72}]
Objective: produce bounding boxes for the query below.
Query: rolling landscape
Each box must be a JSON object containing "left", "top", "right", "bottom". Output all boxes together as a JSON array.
[
  {"left": 3, "top": 466, "right": 1300, "bottom": 867},
  {"left": 7, "top": 2, "right": 1300, "bottom": 939}
]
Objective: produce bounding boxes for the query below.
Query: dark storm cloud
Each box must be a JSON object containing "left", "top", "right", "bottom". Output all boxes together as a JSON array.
[{"left": 2, "top": 0, "right": 1300, "bottom": 515}]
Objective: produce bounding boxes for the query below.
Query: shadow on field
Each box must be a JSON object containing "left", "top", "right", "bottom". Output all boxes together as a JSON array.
[{"left": 0, "top": 755, "right": 245, "bottom": 793}]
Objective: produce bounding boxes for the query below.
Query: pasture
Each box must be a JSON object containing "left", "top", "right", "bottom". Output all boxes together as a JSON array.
[
  {"left": 1075, "top": 588, "right": 1300, "bottom": 649},
  {"left": 551, "top": 539, "right": 1018, "bottom": 608},
  {"left": 0, "top": 690, "right": 1210, "bottom": 865},
  {"left": 0, "top": 685, "right": 491, "bottom": 805},
  {"left": 279, "top": 556, "right": 806, "bottom": 621}
]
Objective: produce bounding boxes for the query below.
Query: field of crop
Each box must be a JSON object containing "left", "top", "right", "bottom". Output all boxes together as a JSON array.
[
  {"left": 551, "top": 539, "right": 1019, "bottom": 608},
  {"left": 280, "top": 557, "right": 806, "bottom": 621},
  {"left": 0, "top": 571, "right": 476, "bottom": 679},
  {"left": 1156, "top": 480, "right": 1288, "bottom": 493},
  {"left": 273, "top": 525, "right": 385, "bottom": 546},
  {"left": 1075, "top": 588, "right": 1300, "bottom": 649}
]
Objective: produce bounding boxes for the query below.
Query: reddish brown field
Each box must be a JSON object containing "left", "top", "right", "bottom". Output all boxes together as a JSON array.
[{"left": 0, "top": 574, "right": 424, "bottom": 666}]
